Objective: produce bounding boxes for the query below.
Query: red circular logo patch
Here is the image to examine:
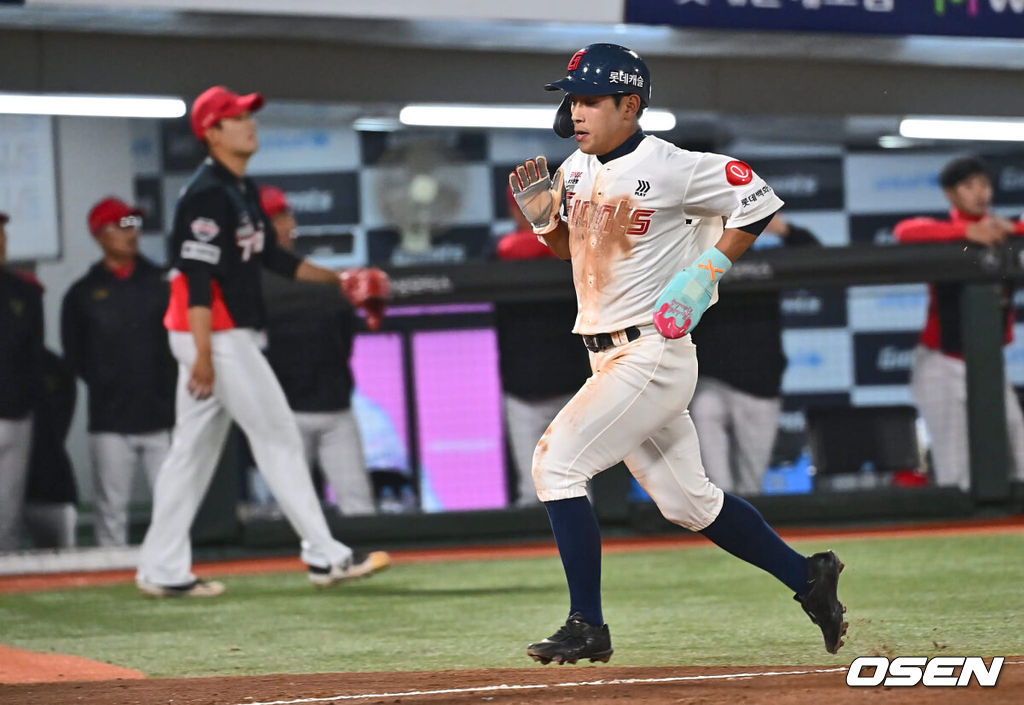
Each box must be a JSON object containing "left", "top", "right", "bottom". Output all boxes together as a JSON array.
[{"left": 725, "top": 160, "right": 753, "bottom": 186}]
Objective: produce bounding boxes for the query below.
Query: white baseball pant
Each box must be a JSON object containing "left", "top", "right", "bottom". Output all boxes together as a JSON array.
[
  {"left": 689, "top": 377, "right": 781, "bottom": 495},
  {"left": 90, "top": 430, "right": 170, "bottom": 547},
  {"left": 0, "top": 415, "right": 32, "bottom": 552},
  {"left": 532, "top": 330, "right": 724, "bottom": 531},
  {"left": 137, "top": 329, "right": 352, "bottom": 586},
  {"left": 504, "top": 392, "right": 575, "bottom": 506},
  {"left": 293, "top": 410, "right": 375, "bottom": 515},
  {"left": 910, "top": 344, "right": 1024, "bottom": 491}
]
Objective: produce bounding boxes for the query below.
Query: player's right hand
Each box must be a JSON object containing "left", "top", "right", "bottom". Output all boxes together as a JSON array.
[
  {"left": 188, "top": 354, "right": 214, "bottom": 400},
  {"left": 509, "top": 156, "right": 564, "bottom": 234}
]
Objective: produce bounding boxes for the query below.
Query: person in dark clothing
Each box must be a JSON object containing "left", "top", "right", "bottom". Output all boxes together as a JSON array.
[
  {"left": 689, "top": 214, "right": 820, "bottom": 495},
  {"left": 259, "top": 185, "right": 376, "bottom": 515},
  {"left": 494, "top": 189, "right": 591, "bottom": 505},
  {"left": 23, "top": 348, "right": 80, "bottom": 549},
  {"left": 61, "top": 197, "right": 176, "bottom": 546},
  {"left": 0, "top": 210, "right": 45, "bottom": 552},
  {"left": 136, "top": 86, "right": 389, "bottom": 598},
  {"left": 894, "top": 155, "right": 1024, "bottom": 490}
]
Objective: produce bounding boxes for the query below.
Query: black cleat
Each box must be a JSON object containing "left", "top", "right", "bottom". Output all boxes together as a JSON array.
[
  {"left": 527, "top": 612, "right": 613, "bottom": 665},
  {"left": 795, "top": 550, "right": 848, "bottom": 654}
]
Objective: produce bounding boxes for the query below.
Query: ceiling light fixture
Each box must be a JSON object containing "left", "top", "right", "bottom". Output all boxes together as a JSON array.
[
  {"left": 399, "top": 104, "right": 677, "bottom": 132},
  {"left": 899, "top": 117, "right": 1024, "bottom": 142},
  {"left": 0, "top": 93, "right": 186, "bottom": 119}
]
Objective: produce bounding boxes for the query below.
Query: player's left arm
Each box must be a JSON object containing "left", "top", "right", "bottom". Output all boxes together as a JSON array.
[{"left": 654, "top": 154, "right": 783, "bottom": 338}]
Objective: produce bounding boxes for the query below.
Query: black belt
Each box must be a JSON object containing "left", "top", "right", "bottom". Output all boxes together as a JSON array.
[{"left": 581, "top": 326, "right": 642, "bottom": 353}]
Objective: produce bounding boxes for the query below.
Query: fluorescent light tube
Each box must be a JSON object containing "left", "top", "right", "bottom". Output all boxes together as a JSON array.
[
  {"left": 0, "top": 93, "right": 186, "bottom": 118},
  {"left": 899, "top": 117, "right": 1024, "bottom": 142},
  {"left": 399, "top": 104, "right": 676, "bottom": 132}
]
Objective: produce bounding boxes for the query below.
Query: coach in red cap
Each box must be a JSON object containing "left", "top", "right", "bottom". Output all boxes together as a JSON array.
[
  {"left": 61, "top": 196, "right": 176, "bottom": 548},
  {"left": 136, "top": 87, "right": 390, "bottom": 598}
]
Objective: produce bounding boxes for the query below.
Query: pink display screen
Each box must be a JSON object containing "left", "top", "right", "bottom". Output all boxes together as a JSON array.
[{"left": 350, "top": 312, "right": 508, "bottom": 512}]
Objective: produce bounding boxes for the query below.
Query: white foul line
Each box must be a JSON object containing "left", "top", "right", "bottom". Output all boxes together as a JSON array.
[{"left": 236, "top": 666, "right": 849, "bottom": 705}]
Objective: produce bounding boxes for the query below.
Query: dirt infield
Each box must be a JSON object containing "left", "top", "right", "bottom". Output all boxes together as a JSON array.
[
  {"left": 1, "top": 517, "right": 1022, "bottom": 704},
  {"left": 1, "top": 662, "right": 1021, "bottom": 705},
  {"left": 0, "top": 645, "right": 145, "bottom": 684}
]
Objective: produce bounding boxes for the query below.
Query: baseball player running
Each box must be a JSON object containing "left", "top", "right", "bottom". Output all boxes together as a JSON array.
[
  {"left": 136, "top": 86, "right": 389, "bottom": 597},
  {"left": 509, "top": 44, "right": 846, "bottom": 663}
]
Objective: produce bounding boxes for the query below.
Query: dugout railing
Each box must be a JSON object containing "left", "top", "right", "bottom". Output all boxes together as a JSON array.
[
  {"left": 215, "top": 240, "right": 1024, "bottom": 552},
  {"left": 93, "top": 239, "right": 1013, "bottom": 557}
]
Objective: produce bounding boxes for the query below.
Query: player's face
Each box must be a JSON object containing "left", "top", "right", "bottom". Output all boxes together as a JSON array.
[
  {"left": 208, "top": 112, "right": 259, "bottom": 158},
  {"left": 97, "top": 220, "right": 139, "bottom": 260},
  {"left": 945, "top": 173, "right": 993, "bottom": 216},
  {"left": 272, "top": 210, "right": 297, "bottom": 250},
  {"left": 569, "top": 94, "right": 640, "bottom": 155}
]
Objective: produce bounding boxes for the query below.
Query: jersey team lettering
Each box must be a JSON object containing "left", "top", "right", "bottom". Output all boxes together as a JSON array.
[
  {"left": 725, "top": 160, "right": 753, "bottom": 186},
  {"left": 235, "top": 222, "right": 265, "bottom": 262},
  {"left": 567, "top": 197, "right": 655, "bottom": 236}
]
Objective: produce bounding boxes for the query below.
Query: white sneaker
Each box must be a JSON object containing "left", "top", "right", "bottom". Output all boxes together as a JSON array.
[
  {"left": 137, "top": 578, "right": 226, "bottom": 598},
  {"left": 308, "top": 550, "right": 391, "bottom": 587}
]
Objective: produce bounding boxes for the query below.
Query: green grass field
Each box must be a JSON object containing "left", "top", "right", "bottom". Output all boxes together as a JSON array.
[{"left": 1, "top": 532, "right": 1021, "bottom": 678}]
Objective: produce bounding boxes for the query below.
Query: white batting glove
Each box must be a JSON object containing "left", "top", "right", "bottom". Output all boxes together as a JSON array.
[{"left": 508, "top": 156, "right": 565, "bottom": 235}]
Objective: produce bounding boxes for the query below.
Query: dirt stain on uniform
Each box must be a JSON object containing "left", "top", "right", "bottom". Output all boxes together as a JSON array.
[{"left": 570, "top": 180, "right": 637, "bottom": 330}]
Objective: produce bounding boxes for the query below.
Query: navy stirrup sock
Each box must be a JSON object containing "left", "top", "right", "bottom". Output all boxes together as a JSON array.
[
  {"left": 700, "top": 493, "right": 809, "bottom": 595},
  {"left": 543, "top": 496, "right": 604, "bottom": 626}
]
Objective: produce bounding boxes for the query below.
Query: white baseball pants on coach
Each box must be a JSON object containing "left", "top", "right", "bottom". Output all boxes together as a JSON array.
[
  {"left": 0, "top": 415, "right": 32, "bottom": 552},
  {"left": 910, "top": 344, "right": 1024, "bottom": 491},
  {"left": 532, "top": 330, "right": 724, "bottom": 531},
  {"left": 137, "top": 329, "right": 352, "bottom": 586},
  {"left": 293, "top": 410, "right": 375, "bottom": 515},
  {"left": 689, "top": 377, "right": 781, "bottom": 496},
  {"left": 90, "top": 430, "right": 170, "bottom": 547}
]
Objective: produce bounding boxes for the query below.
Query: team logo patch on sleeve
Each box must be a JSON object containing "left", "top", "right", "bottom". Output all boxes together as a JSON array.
[
  {"left": 190, "top": 217, "right": 220, "bottom": 242},
  {"left": 725, "top": 161, "right": 753, "bottom": 186},
  {"left": 181, "top": 240, "right": 221, "bottom": 265}
]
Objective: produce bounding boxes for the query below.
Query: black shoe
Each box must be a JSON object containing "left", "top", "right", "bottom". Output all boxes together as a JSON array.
[
  {"left": 794, "top": 550, "right": 848, "bottom": 654},
  {"left": 527, "top": 612, "right": 613, "bottom": 665}
]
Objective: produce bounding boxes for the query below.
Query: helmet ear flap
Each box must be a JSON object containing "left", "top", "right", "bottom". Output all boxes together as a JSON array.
[{"left": 553, "top": 93, "right": 574, "bottom": 138}]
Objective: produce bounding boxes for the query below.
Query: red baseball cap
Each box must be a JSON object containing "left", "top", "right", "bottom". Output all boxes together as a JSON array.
[
  {"left": 259, "top": 185, "right": 290, "bottom": 219},
  {"left": 190, "top": 85, "right": 264, "bottom": 141},
  {"left": 88, "top": 198, "right": 144, "bottom": 236}
]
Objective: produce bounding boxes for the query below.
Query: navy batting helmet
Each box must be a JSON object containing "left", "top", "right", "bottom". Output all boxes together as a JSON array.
[{"left": 545, "top": 44, "right": 651, "bottom": 138}]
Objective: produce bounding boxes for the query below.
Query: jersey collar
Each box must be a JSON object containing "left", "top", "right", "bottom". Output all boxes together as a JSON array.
[
  {"left": 950, "top": 207, "right": 985, "bottom": 223},
  {"left": 597, "top": 129, "right": 646, "bottom": 164}
]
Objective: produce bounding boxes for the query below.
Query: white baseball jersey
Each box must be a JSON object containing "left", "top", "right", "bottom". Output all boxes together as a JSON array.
[{"left": 557, "top": 135, "right": 784, "bottom": 335}]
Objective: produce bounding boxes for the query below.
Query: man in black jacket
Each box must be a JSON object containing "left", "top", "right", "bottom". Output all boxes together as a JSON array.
[
  {"left": 0, "top": 211, "right": 44, "bottom": 552},
  {"left": 61, "top": 197, "right": 176, "bottom": 546},
  {"left": 690, "top": 214, "right": 821, "bottom": 495},
  {"left": 23, "top": 348, "right": 80, "bottom": 548},
  {"left": 259, "top": 185, "right": 376, "bottom": 515}
]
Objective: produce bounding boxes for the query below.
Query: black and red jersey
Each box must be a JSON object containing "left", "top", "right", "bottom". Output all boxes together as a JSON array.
[
  {"left": 894, "top": 208, "right": 1024, "bottom": 356},
  {"left": 164, "top": 157, "right": 301, "bottom": 332}
]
